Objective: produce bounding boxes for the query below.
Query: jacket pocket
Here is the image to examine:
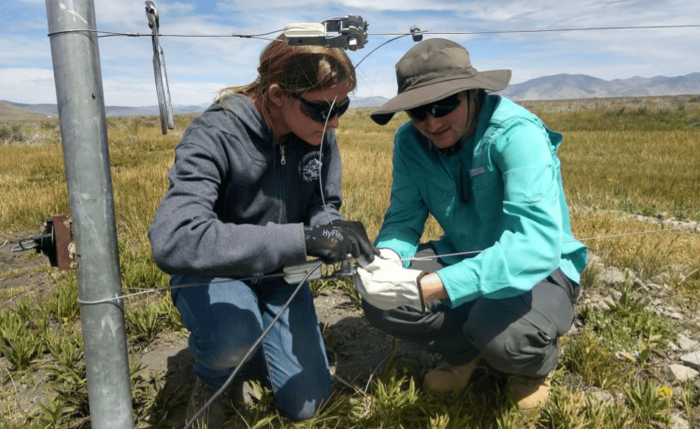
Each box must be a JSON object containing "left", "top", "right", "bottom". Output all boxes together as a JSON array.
[{"left": 425, "top": 185, "right": 455, "bottom": 221}]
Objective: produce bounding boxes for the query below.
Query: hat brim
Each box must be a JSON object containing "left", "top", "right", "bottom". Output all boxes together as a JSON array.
[{"left": 370, "top": 69, "right": 512, "bottom": 125}]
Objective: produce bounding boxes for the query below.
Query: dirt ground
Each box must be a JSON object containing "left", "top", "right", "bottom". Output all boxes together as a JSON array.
[
  {"left": 0, "top": 230, "right": 431, "bottom": 426},
  {"left": 132, "top": 290, "right": 433, "bottom": 426}
]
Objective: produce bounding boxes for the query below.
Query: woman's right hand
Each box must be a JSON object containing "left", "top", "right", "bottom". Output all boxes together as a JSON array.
[{"left": 304, "top": 221, "right": 379, "bottom": 265}]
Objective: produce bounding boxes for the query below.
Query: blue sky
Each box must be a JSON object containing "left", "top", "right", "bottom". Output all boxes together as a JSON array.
[{"left": 1, "top": 0, "right": 698, "bottom": 107}]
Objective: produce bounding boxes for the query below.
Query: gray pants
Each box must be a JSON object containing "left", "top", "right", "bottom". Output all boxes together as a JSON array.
[{"left": 362, "top": 244, "right": 579, "bottom": 379}]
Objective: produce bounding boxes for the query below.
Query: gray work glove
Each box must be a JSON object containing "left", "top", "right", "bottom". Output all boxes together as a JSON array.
[{"left": 304, "top": 220, "right": 379, "bottom": 265}]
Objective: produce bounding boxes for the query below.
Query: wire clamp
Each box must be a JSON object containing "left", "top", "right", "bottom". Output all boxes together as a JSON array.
[
  {"left": 283, "top": 15, "right": 369, "bottom": 51},
  {"left": 410, "top": 25, "right": 424, "bottom": 42}
]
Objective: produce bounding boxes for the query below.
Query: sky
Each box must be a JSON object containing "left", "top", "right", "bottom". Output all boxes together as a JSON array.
[{"left": 1, "top": 0, "right": 699, "bottom": 107}]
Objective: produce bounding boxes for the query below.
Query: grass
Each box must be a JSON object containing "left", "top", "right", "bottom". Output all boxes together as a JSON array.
[{"left": 0, "top": 96, "right": 699, "bottom": 427}]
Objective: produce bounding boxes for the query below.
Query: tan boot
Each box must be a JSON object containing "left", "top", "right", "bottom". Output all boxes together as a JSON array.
[
  {"left": 422, "top": 355, "right": 482, "bottom": 395},
  {"left": 505, "top": 374, "right": 552, "bottom": 410},
  {"left": 187, "top": 377, "right": 233, "bottom": 429}
]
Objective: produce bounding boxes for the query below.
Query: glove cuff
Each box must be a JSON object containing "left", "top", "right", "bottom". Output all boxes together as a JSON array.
[{"left": 416, "top": 271, "right": 428, "bottom": 314}]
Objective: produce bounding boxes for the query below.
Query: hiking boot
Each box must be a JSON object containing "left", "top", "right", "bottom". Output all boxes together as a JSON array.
[
  {"left": 187, "top": 377, "right": 233, "bottom": 429},
  {"left": 422, "top": 355, "right": 482, "bottom": 395},
  {"left": 505, "top": 374, "right": 552, "bottom": 410}
]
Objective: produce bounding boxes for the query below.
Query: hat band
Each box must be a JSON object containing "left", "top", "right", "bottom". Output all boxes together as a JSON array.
[{"left": 399, "top": 67, "right": 477, "bottom": 93}]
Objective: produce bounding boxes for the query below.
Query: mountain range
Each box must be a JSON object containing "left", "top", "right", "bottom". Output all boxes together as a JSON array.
[
  {"left": 3, "top": 72, "right": 700, "bottom": 120},
  {"left": 499, "top": 72, "right": 700, "bottom": 100}
]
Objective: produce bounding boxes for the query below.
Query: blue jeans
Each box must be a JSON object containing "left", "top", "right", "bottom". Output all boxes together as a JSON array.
[{"left": 171, "top": 275, "right": 331, "bottom": 421}]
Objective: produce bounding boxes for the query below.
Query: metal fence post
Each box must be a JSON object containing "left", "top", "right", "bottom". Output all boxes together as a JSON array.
[{"left": 45, "top": 0, "right": 134, "bottom": 427}]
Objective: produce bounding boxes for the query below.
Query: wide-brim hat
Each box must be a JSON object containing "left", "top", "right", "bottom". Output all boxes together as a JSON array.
[{"left": 370, "top": 38, "right": 512, "bottom": 125}]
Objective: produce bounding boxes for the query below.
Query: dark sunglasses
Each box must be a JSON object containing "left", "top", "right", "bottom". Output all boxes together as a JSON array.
[
  {"left": 408, "top": 93, "right": 462, "bottom": 121},
  {"left": 289, "top": 92, "right": 350, "bottom": 123}
]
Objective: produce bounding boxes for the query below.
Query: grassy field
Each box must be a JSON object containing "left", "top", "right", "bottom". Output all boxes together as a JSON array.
[{"left": 0, "top": 95, "right": 699, "bottom": 428}]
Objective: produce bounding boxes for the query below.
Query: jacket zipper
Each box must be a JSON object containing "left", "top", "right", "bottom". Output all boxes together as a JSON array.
[{"left": 277, "top": 144, "right": 286, "bottom": 223}]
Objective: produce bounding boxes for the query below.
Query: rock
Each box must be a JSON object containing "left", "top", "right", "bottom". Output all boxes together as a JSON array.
[
  {"left": 588, "top": 253, "right": 603, "bottom": 266},
  {"left": 670, "top": 414, "right": 690, "bottom": 429},
  {"left": 633, "top": 277, "right": 649, "bottom": 291},
  {"left": 661, "top": 364, "right": 699, "bottom": 382},
  {"left": 678, "top": 334, "right": 699, "bottom": 351},
  {"left": 668, "top": 312, "right": 684, "bottom": 321},
  {"left": 590, "top": 390, "right": 615, "bottom": 406},
  {"left": 680, "top": 352, "right": 700, "bottom": 371},
  {"left": 668, "top": 342, "right": 680, "bottom": 351},
  {"left": 600, "top": 267, "right": 626, "bottom": 285},
  {"left": 651, "top": 273, "right": 671, "bottom": 285}
]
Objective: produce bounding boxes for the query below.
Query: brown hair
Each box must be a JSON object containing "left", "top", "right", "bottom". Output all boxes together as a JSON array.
[{"left": 216, "top": 35, "right": 356, "bottom": 128}]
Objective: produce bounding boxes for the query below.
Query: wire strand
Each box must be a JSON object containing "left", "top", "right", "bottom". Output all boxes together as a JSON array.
[
  {"left": 368, "top": 24, "right": 700, "bottom": 36},
  {"left": 47, "top": 24, "right": 700, "bottom": 40},
  {"left": 47, "top": 28, "right": 285, "bottom": 40},
  {"left": 76, "top": 273, "right": 287, "bottom": 305},
  {"left": 70, "top": 224, "right": 697, "bottom": 305},
  {"left": 182, "top": 261, "right": 322, "bottom": 429},
  {"left": 403, "top": 225, "right": 694, "bottom": 262}
]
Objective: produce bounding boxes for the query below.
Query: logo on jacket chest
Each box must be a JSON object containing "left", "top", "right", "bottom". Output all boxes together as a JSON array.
[{"left": 299, "top": 151, "right": 322, "bottom": 182}]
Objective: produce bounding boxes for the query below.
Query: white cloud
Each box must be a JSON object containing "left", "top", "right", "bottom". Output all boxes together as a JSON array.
[
  {"left": 0, "top": 68, "right": 56, "bottom": 103},
  {"left": 0, "top": 37, "right": 52, "bottom": 66},
  {"left": 3, "top": 0, "right": 700, "bottom": 105},
  {"left": 101, "top": 77, "right": 223, "bottom": 106}
]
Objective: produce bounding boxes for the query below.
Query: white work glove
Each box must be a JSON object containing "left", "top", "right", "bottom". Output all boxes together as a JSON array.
[
  {"left": 353, "top": 255, "right": 425, "bottom": 313},
  {"left": 377, "top": 248, "right": 402, "bottom": 266}
]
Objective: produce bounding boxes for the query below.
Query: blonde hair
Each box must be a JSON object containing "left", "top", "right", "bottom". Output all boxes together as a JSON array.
[{"left": 216, "top": 35, "right": 356, "bottom": 128}]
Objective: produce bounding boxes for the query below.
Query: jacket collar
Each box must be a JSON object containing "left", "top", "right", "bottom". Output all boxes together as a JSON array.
[{"left": 216, "top": 94, "right": 274, "bottom": 143}]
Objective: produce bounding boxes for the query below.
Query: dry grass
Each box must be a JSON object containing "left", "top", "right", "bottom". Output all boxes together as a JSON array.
[
  {"left": 0, "top": 96, "right": 699, "bottom": 427},
  {"left": 1, "top": 98, "right": 698, "bottom": 283}
]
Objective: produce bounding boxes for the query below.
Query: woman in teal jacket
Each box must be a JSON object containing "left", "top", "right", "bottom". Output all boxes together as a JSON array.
[{"left": 353, "top": 38, "right": 588, "bottom": 410}]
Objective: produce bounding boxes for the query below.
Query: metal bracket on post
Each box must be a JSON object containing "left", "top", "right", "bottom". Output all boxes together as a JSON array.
[
  {"left": 145, "top": 1, "right": 174, "bottom": 135},
  {"left": 283, "top": 15, "right": 369, "bottom": 51},
  {"left": 11, "top": 214, "right": 75, "bottom": 271}
]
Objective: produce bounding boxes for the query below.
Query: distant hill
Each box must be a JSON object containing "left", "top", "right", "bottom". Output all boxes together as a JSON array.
[
  {"left": 0, "top": 101, "right": 210, "bottom": 119},
  {"left": 0, "top": 96, "right": 389, "bottom": 119},
  {"left": 4, "top": 72, "right": 700, "bottom": 118},
  {"left": 351, "top": 96, "right": 389, "bottom": 108},
  {"left": 0, "top": 101, "right": 51, "bottom": 120},
  {"left": 499, "top": 72, "right": 700, "bottom": 100}
]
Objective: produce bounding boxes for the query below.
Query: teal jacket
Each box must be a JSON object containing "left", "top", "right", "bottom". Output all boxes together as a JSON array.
[{"left": 375, "top": 95, "right": 588, "bottom": 307}]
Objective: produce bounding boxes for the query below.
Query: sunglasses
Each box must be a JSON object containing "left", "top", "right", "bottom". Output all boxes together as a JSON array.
[
  {"left": 408, "top": 93, "right": 462, "bottom": 121},
  {"left": 289, "top": 92, "right": 350, "bottom": 123}
]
